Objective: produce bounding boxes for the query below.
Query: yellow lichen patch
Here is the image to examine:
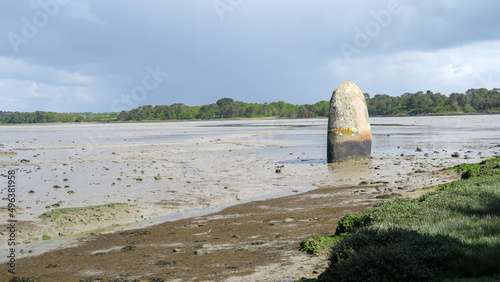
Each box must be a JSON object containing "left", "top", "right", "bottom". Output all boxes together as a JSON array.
[{"left": 330, "top": 127, "right": 357, "bottom": 136}]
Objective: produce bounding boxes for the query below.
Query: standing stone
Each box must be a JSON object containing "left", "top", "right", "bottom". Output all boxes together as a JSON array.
[{"left": 327, "top": 81, "right": 372, "bottom": 162}]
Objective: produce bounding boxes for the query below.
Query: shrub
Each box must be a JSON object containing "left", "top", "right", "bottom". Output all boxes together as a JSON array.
[
  {"left": 451, "top": 158, "right": 500, "bottom": 179},
  {"left": 320, "top": 227, "right": 457, "bottom": 282},
  {"left": 334, "top": 213, "right": 371, "bottom": 235},
  {"left": 300, "top": 235, "right": 344, "bottom": 254}
]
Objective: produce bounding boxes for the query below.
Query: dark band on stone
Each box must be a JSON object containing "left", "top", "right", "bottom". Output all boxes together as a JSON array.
[{"left": 327, "top": 139, "right": 372, "bottom": 162}]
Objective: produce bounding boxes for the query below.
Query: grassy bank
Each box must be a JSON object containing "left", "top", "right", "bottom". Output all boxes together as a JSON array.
[{"left": 301, "top": 158, "right": 500, "bottom": 281}]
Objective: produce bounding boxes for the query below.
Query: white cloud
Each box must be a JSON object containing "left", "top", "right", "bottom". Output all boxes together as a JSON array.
[
  {"left": 328, "top": 40, "right": 500, "bottom": 95},
  {"left": 0, "top": 78, "right": 101, "bottom": 112},
  {"left": 0, "top": 57, "right": 95, "bottom": 85}
]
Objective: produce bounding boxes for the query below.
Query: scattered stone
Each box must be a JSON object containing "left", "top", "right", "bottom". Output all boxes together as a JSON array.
[
  {"left": 451, "top": 152, "right": 460, "bottom": 158},
  {"left": 20, "top": 159, "right": 30, "bottom": 163},
  {"left": 28, "top": 190, "right": 35, "bottom": 194},
  {"left": 173, "top": 248, "right": 181, "bottom": 253},
  {"left": 201, "top": 244, "right": 212, "bottom": 249},
  {"left": 416, "top": 147, "right": 422, "bottom": 152},
  {"left": 327, "top": 81, "right": 372, "bottom": 162},
  {"left": 275, "top": 165, "right": 284, "bottom": 173},
  {"left": 195, "top": 250, "right": 205, "bottom": 256},
  {"left": 53, "top": 185, "right": 61, "bottom": 189},
  {"left": 154, "top": 174, "right": 162, "bottom": 181}
]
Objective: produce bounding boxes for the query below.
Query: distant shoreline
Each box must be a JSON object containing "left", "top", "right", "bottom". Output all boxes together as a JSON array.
[{"left": 1, "top": 111, "right": 500, "bottom": 126}]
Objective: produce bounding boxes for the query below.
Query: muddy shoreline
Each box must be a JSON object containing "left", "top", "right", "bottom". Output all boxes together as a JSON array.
[
  {"left": 1, "top": 116, "right": 499, "bottom": 280},
  {"left": 1, "top": 169, "right": 459, "bottom": 281}
]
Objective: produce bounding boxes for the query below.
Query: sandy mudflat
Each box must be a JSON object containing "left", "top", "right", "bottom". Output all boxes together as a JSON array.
[
  {"left": 0, "top": 170, "right": 460, "bottom": 281},
  {"left": 1, "top": 116, "right": 499, "bottom": 280}
]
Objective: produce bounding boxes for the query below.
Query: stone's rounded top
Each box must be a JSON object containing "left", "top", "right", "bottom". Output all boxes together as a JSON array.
[
  {"left": 339, "top": 81, "right": 356, "bottom": 87},
  {"left": 335, "top": 81, "right": 361, "bottom": 94}
]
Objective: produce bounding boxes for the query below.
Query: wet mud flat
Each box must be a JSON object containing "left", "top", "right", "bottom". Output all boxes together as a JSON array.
[
  {"left": 1, "top": 116, "right": 499, "bottom": 280},
  {"left": 0, "top": 168, "right": 459, "bottom": 281}
]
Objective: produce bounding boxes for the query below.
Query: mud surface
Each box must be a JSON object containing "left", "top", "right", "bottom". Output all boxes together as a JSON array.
[
  {"left": 1, "top": 116, "right": 499, "bottom": 280},
  {"left": 1, "top": 169, "right": 459, "bottom": 281}
]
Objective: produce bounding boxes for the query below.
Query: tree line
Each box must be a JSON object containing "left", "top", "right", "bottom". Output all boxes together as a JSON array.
[
  {"left": 1, "top": 88, "right": 499, "bottom": 124},
  {"left": 366, "top": 88, "right": 500, "bottom": 116}
]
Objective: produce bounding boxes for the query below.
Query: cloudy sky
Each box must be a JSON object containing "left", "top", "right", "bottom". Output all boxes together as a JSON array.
[{"left": 1, "top": 0, "right": 500, "bottom": 113}]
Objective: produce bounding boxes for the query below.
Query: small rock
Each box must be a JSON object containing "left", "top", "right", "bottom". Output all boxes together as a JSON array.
[
  {"left": 275, "top": 165, "right": 284, "bottom": 173},
  {"left": 173, "top": 248, "right": 181, "bottom": 253},
  {"left": 451, "top": 152, "right": 460, "bottom": 158},
  {"left": 195, "top": 250, "right": 205, "bottom": 256},
  {"left": 416, "top": 147, "right": 422, "bottom": 152},
  {"left": 201, "top": 244, "right": 212, "bottom": 249},
  {"left": 284, "top": 218, "right": 294, "bottom": 223}
]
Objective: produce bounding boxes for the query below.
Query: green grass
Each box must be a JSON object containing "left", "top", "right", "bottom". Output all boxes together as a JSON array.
[
  {"left": 300, "top": 235, "right": 345, "bottom": 254},
  {"left": 41, "top": 235, "right": 51, "bottom": 240},
  {"left": 308, "top": 158, "right": 500, "bottom": 281}
]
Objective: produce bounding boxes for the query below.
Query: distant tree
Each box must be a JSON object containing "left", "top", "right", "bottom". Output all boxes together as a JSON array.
[{"left": 216, "top": 98, "right": 235, "bottom": 118}]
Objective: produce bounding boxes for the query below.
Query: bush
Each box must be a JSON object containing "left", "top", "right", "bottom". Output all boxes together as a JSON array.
[
  {"left": 319, "top": 227, "right": 458, "bottom": 282},
  {"left": 450, "top": 158, "right": 500, "bottom": 179},
  {"left": 334, "top": 213, "right": 371, "bottom": 235},
  {"left": 300, "top": 235, "right": 344, "bottom": 254}
]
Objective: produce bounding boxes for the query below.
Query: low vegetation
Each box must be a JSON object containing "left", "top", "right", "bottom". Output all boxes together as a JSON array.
[{"left": 303, "top": 158, "right": 500, "bottom": 281}]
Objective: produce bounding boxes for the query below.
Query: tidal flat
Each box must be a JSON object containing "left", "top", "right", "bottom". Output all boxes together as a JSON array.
[{"left": 1, "top": 115, "right": 500, "bottom": 265}]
